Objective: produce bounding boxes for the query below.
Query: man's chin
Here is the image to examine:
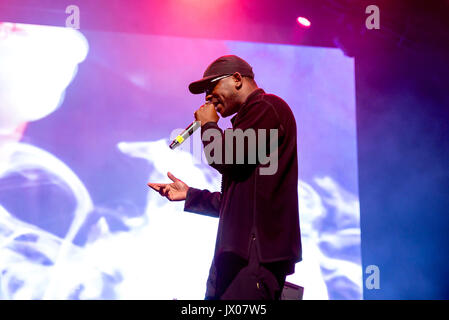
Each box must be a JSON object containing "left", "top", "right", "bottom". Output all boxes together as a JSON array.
[
  {"left": 218, "top": 106, "right": 235, "bottom": 118},
  {"left": 217, "top": 108, "right": 226, "bottom": 117}
]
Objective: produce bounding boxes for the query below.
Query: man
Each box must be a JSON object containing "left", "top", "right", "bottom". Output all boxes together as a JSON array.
[{"left": 148, "top": 55, "right": 301, "bottom": 300}]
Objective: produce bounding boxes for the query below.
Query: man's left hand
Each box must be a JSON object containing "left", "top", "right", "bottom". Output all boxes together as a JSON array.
[{"left": 194, "top": 102, "right": 219, "bottom": 126}]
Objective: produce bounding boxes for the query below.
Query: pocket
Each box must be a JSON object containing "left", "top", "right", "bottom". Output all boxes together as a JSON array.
[
  {"left": 219, "top": 264, "right": 280, "bottom": 300},
  {"left": 256, "top": 266, "right": 281, "bottom": 300}
]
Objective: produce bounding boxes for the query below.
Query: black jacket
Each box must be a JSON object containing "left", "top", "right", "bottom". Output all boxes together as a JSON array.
[{"left": 184, "top": 88, "right": 302, "bottom": 270}]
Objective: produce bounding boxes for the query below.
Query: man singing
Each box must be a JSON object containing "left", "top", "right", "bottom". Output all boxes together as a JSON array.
[{"left": 148, "top": 55, "right": 302, "bottom": 300}]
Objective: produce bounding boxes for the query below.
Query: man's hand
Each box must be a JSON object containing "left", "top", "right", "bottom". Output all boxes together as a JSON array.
[
  {"left": 147, "top": 172, "right": 189, "bottom": 201},
  {"left": 194, "top": 102, "right": 219, "bottom": 126}
]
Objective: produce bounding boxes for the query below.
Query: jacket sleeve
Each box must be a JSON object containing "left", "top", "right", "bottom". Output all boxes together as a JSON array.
[
  {"left": 200, "top": 100, "right": 283, "bottom": 175},
  {"left": 183, "top": 187, "right": 221, "bottom": 218}
]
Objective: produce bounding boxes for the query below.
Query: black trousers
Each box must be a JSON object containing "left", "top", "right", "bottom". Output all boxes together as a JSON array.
[{"left": 209, "top": 240, "right": 289, "bottom": 300}]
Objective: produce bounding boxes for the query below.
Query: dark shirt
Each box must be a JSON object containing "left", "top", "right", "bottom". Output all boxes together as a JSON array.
[{"left": 184, "top": 88, "right": 302, "bottom": 273}]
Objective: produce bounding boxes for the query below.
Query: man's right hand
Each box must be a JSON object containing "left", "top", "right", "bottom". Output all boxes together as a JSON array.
[{"left": 147, "top": 172, "right": 189, "bottom": 201}]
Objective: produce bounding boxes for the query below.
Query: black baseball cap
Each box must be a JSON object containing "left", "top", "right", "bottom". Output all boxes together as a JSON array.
[{"left": 188, "top": 55, "right": 254, "bottom": 94}]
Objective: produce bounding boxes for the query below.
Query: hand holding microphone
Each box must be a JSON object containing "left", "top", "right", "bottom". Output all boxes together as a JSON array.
[
  {"left": 194, "top": 101, "right": 220, "bottom": 125},
  {"left": 169, "top": 101, "right": 219, "bottom": 149}
]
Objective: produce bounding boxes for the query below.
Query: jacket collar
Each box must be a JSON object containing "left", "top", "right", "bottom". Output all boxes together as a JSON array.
[{"left": 230, "top": 88, "right": 265, "bottom": 126}]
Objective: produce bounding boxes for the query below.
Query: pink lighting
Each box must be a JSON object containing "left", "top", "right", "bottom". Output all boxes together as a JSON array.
[{"left": 297, "top": 17, "right": 311, "bottom": 28}]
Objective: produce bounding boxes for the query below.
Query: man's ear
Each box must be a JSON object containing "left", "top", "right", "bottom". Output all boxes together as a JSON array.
[{"left": 233, "top": 72, "right": 243, "bottom": 90}]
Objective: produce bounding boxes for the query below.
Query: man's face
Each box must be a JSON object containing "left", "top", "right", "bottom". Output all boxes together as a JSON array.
[{"left": 205, "top": 74, "right": 240, "bottom": 118}]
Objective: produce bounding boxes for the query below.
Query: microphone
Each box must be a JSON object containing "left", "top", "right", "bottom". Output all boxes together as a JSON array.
[
  {"left": 169, "top": 120, "right": 201, "bottom": 150},
  {"left": 169, "top": 102, "right": 217, "bottom": 150}
]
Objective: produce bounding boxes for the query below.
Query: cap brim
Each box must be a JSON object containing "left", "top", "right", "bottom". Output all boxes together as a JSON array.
[{"left": 188, "top": 75, "right": 218, "bottom": 94}]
